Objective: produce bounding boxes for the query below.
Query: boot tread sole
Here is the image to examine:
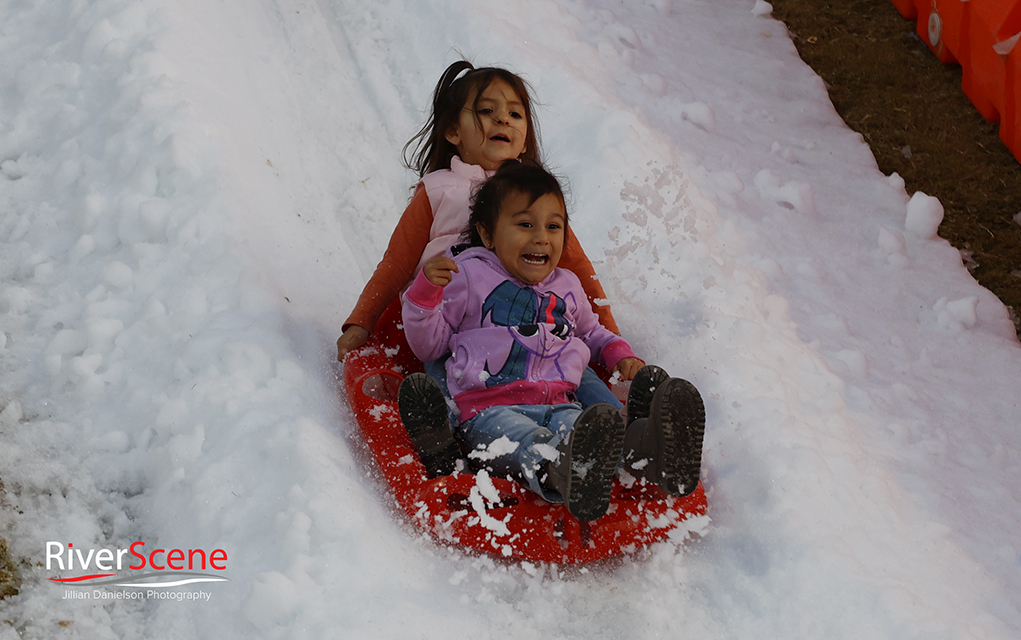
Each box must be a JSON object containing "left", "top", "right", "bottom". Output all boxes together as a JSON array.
[
  {"left": 565, "top": 404, "right": 626, "bottom": 522},
  {"left": 653, "top": 378, "right": 705, "bottom": 497}
]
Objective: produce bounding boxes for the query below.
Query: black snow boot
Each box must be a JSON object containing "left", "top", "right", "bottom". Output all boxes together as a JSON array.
[
  {"left": 626, "top": 365, "right": 670, "bottom": 427},
  {"left": 397, "top": 373, "right": 461, "bottom": 477},
  {"left": 543, "top": 403, "right": 626, "bottom": 522},
  {"left": 622, "top": 377, "right": 705, "bottom": 497}
]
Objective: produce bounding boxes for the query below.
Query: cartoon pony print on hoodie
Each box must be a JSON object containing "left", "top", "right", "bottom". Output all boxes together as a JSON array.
[
  {"left": 481, "top": 280, "right": 573, "bottom": 387},
  {"left": 401, "top": 246, "right": 635, "bottom": 423}
]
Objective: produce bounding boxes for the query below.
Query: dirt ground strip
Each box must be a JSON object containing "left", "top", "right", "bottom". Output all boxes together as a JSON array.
[
  {"left": 1, "top": 480, "right": 19, "bottom": 599},
  {"left": 0, "top": 538, "right": 17, "bottom": 599},
  {"left": 771, "top": 0, "right": 1021, "bottom": 332}
]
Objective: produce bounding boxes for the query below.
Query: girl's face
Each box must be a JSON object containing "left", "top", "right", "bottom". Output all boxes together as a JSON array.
[
  {"left": 477, "top": 191, "right": 565, "bottom": 285},
  {"left": 445, "top": 78, "right": 528, "bottom": 171}
]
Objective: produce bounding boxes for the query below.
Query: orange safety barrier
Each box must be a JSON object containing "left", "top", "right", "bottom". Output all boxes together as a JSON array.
[{"left": 890, "top": 0, "right": 1021, "bottom": 164}]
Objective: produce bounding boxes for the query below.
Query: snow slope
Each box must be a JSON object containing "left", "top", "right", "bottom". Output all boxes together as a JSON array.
[{"left": 1, "top": 0, "right": 1019, "bottom": 638}]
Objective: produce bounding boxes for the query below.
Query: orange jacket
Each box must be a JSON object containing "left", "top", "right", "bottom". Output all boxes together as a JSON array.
[{"left": 343, "top": 187, "right": 620, "bottom": 336}]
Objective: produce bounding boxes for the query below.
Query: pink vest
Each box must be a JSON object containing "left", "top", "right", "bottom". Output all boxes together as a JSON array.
[{"left": 414, "top": 156, "right": 492, "bottom": 275}]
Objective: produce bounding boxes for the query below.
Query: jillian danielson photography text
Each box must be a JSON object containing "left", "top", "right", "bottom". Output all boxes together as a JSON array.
[{"left": 63, "top": 589, "right": 214, "bottom": 602}]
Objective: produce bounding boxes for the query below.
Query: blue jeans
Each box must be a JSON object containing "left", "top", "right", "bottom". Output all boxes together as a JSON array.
[
  {"left": 458, "top": 403, "right": 582, "bottom": 502},
  {"left": 574, "top": 366, "right": 624, "bottom": 410},
  {"left": 424, "top": 357, "right": 623, "bottom": 418}
]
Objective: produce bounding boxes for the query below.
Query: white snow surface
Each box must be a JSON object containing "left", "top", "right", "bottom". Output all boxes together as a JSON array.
[{"left": 1, "top": 0, "right": 1020, "bottom": 638}]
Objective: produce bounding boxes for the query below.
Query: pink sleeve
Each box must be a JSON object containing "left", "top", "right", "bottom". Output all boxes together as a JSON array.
[
  {"left": 404, "top": 268, "right": 444, "bottom": 309},
  {"left": 402, "top": 269, "right": 455, "bottom": 363},
  {"left": 599, "top": 339, "right": 640, "bottom": 372}
]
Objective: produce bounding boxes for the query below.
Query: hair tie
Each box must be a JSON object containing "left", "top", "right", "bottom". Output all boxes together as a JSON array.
[{"left": 451, "top": 65, "right": 474, "bottom": 83}]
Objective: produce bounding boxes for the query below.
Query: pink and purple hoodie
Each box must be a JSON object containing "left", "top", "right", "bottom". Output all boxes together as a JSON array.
[{"left": 402, "top": 246, "right": 637, "bottom": 423}]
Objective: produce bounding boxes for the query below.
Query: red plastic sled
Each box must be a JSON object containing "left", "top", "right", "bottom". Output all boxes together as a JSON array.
[{"left": 342, "top": 301, "right": 707, "bottom": 563}]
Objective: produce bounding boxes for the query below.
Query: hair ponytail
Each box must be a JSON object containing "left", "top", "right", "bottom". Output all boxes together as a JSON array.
[{"left": 403, "top": 61, "right": 543, "bottom": 178}]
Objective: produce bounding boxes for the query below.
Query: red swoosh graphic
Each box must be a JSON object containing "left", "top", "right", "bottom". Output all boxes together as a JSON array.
[{"left": 48, "top": 574, "right": 116, "bottom": 583}]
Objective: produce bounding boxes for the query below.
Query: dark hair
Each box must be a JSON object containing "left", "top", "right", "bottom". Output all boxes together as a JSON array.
[
  {"left": 464, "top": 160, "right": 568, "bottom": 247},
  {"left": 402, "top": 61, "right": 543, "bottom": 177}
]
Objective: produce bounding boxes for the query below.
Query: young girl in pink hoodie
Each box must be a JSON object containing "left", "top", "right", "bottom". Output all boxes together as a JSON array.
[{"left": 400, "top": 162, "right": 705, "bottom": 522}]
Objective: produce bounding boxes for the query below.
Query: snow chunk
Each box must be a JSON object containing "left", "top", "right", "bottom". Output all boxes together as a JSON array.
[
  {"left": 752, "top": 0, "right": 773, "bottom": 17},
  {"left": 754, "top": 169, "right": 816, "bottom": 216},
  {"left": 0, "top": 157, "right": 27, "bottom": 180},
  {"left": 243, "top": 571, "right": 302, "bottom": 632},
  {"left": 533, "top": 442, "right": 560, "bottom": 462},
  {"left": 934, "top": 296, "right": 979, "bottom": 331},
  {"left": 85, "top": 317, "right": 124, "bottom": 353},
  {"left": 648, "top": 0, "right": 673, "bottom": 15},
  {"left": 878, "top": 227, "right": 909, "bottom": 267},
  {"left": 92, "top": 430, "right": 131, "bottom": 454},
  {"left": 572, "top": 457, "right": 596, "bottom": 480},
  {"left": 46, "top": 329, "right": 88, "bottom": 361},
  {"left": 473, "top": 468, "right": 502, "bottom": 504},
  {"left": 468, "top": 470, "right": 512, "bottom": 537},
  {"left": 103, "top": 261, "right": 134, "bottom": 290},
  {"left": 681, "top": 102, "right": 716, "bottom": 132},
  {"left": 0, "top": 400, "right": 22, "bottom": 426},
  {"left": 69, "top": 234, "right": 96, "bottom": 263},
  {"left": 878, "top": 227, "right": 906, "bottom": 255},
  {"left": 468, "top": 436, "right": 518, "bottom": 462},
  {"left": 3, "top": 286, "right": 35, "bottom": 314},
  {"left": 888, "top": 172, "right": 906, "bottom": 192},
  {"left": 831, "top": 349, "right": 869, "bottom": 380},
  {"left": 905, "top": 191, "right": 944, "bottom": 239}
]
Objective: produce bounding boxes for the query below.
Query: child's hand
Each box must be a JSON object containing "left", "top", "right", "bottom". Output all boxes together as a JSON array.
[
  {"left": 423, "top": 256, "right": 459, "bottom": 286},
  {"left": 612, "top": 357, "right": 644, "bottom": 381},
  {"left": 337, "top": 325, "right": 370, "bottom": 361}
]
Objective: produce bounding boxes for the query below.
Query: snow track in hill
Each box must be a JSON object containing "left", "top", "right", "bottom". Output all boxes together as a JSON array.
[{"left": 1, "top": 0, "right": 1019, "bottom": 638}]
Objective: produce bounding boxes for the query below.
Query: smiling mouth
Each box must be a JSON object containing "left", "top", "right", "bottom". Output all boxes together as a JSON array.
[{"left": 522, "top": 253, "right": 549, "bottom": 265}]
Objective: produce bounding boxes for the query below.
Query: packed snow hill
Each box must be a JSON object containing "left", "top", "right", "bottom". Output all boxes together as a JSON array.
[{"left": 1, "top": 0, "right": 1019, "bottom": 638}]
